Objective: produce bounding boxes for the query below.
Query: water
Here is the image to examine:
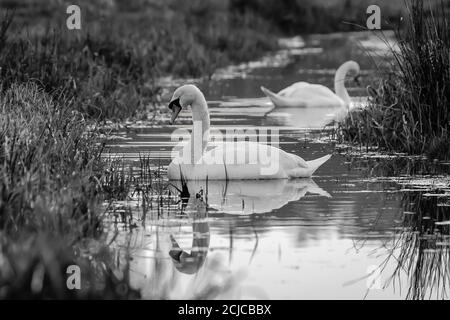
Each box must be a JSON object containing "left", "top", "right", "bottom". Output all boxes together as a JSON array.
[{"left": 105, "top": 31, "right": 450, "bottom": 300}]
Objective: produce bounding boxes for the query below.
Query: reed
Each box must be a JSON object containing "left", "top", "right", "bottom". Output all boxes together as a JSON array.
[
  {"left": 0, "top": 83, "right": 142, "bottom": 298},
  {"left": 383, "top": 191, "right": 450, "bottom": 299},
  {"left": 338, "top": 0, "right": 450, "bottom": 159}
]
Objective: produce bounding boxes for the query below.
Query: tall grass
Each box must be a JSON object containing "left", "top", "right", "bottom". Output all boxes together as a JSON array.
[
  {"left": 0, "top": 1, "right": 278, "bottom": 121},
  {"left": 0, "top": 12, "right": 159, "bottom": 121},
  {"left": 0, "top": 83, "right": 140, "bottom": 298},
  {"left": 338, "top": 0, "right": 450, "bottom": 159}
]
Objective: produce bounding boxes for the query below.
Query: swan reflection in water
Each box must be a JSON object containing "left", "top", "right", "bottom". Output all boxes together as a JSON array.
[
  {"left": 168, "top": 197, "right": 210, "bottom": 275},
  {"left": 129, "top": 178, "right": 331, "bottom": 298},
  {"left": 170, "top": 178, "right": 331, "bottom": 216},
  {"left": 167, "top": 178, "right": 331, "bottom": 275}
]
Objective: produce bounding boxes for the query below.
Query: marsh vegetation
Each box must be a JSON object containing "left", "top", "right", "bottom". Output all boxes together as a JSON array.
[{"left": 338, "top": 0, "right": 450, "bottom": 160}]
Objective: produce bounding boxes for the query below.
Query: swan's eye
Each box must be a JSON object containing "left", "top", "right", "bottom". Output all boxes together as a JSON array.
[{"left": 168, "top": 98, "right": 181, "bottom": 110}]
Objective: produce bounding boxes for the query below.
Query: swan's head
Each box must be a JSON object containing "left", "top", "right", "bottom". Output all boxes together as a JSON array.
[
  {"left": 168, "top": 84, "right": 204, "bottom": 124},
  {"left": 338, "top": 60, "right": 361, "bottom": 85},
  {"left": 349, "top": 61, "right": 361, "bottom": 85}
]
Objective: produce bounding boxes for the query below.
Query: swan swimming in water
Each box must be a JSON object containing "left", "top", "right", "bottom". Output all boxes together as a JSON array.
[
  {"left": 167, "top": 84, "right": 331, "bottom": 180},
  {"left": 260, "top": 60, "right": 361, "bottom": 110}
]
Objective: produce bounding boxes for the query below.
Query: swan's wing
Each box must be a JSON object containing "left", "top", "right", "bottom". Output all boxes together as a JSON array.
[
  {"left": 287, "top": 84, "right": 337, "bottom": 99},
  {"left": 199, "top": 141, "right": 306, "bottom": 179},
  {"left": 203, "top": 141, "right": 282, "bottom": 165},
  {"left": 283, "top": 84, "right": 345, "bottom": 108},
  {"left": 278, "top": 82, "right": 310, "bottom": 97}
]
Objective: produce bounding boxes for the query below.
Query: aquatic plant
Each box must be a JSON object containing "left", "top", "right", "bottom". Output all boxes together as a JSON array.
[
  {"left": 338, "top": 0, "right": 450, "bottom": 160},
  {"left": 382, "top": 191, "right": 450, "bottom": 299}
]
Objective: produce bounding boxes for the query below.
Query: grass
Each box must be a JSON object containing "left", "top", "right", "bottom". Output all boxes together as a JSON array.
[
  {"left": 0, "top": 11, "right": 159, "bottom": 121},
  {"left": 338, "top": 0, "right": 450, "bottom": 160},
  {"left": 0, "top": 83, "right": 142, "bottom": 298},
  {"left": 0, "top": 1, "right": 279, "bottom": 121}
]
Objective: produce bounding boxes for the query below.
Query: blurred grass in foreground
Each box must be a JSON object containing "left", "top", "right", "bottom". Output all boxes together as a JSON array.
[{"left": 0, "top": 83, "right": 141, "bottom": 298}]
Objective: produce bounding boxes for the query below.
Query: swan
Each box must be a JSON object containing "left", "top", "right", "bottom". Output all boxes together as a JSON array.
[
  {"left": 167, "top": 84, "right": 331, "bottom": 180},
  {"left": 260, "top": 60, "right": 361, "bottom": 109}
]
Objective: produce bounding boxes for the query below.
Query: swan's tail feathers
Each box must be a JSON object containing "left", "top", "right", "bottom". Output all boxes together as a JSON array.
[
  {"left": 261, "top": 86, "right": 307, "bottom": 108},
  {"left": 261, "top": 86, "right": 285, "bottom": 108},
  {"left": 306, "top": 154, "right": 332, "bottom": 176}
]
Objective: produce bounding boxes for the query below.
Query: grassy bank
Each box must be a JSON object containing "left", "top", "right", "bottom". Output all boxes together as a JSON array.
[
  {"left": 338, "top": 0, "right": 450, "bottom": 160},
  {"left": 0, "top": 83, "right": 142, "bottom": 298},
  {"left": 0, "top": 0, "right": 278, "bottom": 121}
]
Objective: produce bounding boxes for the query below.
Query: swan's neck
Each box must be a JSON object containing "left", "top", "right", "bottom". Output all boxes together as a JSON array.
[
  {"left": 334, "top": 64, "right": 352, "bottom": 107},
  {"left": 190, "top": 94, "right": 210, "bottom": 163}
]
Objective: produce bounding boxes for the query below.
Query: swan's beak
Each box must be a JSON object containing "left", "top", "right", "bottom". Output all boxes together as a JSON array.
[
  {"left": 168, "top": 98, "right": 182, "bottom": 124},
  {"left": 354, "top": 75, "right": 361, "bottom": 86}
]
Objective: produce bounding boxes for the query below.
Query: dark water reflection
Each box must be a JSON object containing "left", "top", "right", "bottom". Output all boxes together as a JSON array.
[{"left": 105, "top": 32, "right": 450, "bottom": 299}]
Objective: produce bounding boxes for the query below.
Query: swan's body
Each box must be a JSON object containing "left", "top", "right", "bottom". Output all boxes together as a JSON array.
[
  {"left": 168, "top": 141, "right": 331, "bottom": 180},
  {"left": 167, "top": 85, "right": 331, "bottom": 180},
  {"left": 261, "top": 61, "right": 360, "bottom": 109}
]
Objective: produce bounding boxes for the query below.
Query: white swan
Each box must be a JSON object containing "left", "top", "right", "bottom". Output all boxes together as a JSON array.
[
  {"left": 167, "top": 84, "right": 331, "bottom": 180},
  {"left": 260, "top": 61, "right": 360, "bottom": 109}
]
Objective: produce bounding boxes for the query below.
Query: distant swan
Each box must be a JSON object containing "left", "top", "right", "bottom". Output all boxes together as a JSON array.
[
  {"left": 167, "top": 84, "right": 331, "bottom": 180},
  {"left": 260, "top": 61, "right": 360, "bottom": 109}
]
